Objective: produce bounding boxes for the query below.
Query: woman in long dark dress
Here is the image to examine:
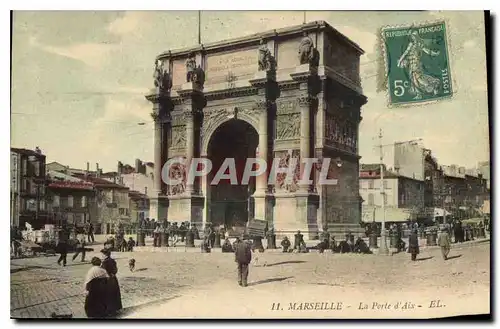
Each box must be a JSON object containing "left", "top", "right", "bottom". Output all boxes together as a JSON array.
[
  {"left": 408, "top": 229, "right": 420, "bottom": 261},
  {"left": 100, "top": 248, "right": 123, "bottom": 317},
  {"left": 84, "top": 257, "right": 109, "bottom": 318}
]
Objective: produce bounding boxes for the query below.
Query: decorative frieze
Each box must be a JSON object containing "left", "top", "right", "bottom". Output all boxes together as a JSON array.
[
  {"left": 276, "top": 100, "right": 298, "bottom": 115},
  {"left": 324, "top": 113, "right": 357, "bottom": 154}
]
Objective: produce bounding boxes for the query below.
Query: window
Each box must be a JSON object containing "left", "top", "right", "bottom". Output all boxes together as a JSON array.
[
  {"left": 368, "top": 180, "right": 374, "bottom": 189},
  {"left": 22, "top": 158, "right": 27, "bottom": 175},
  {"left": 81, "top": 196, "right": 87, "bottom": 208},
  {"left": 67, "top": 195, "right": 74, "bottom": 208},
  {"left": 367, "top": 193, "right": 374, "bottom": 206},
  {"left": 383, "top": 180, "right": 388, "bottom": 189},
  {"left": 39, "top": 200, "right": 45, "bottom": 211},
  {"left": 33, "top": 161, "right": 40, "bottom": 176},
  {"left": 119, "top": 208, "right": 126, "bottom": 216},
  {"left": 30, "top": 181, "right": 37, "bottom": 195},
  {"left": 53, "top": 195, "right": 60, "bottom": 207}
]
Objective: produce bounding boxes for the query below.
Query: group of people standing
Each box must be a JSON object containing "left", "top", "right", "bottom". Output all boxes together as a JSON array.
[{"left": 83, "top": 249, "right": 123, "bottom": 318}]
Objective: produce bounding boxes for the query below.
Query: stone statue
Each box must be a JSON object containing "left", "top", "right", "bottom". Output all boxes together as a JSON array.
[
  {"left": 153, "top": 60, "right": 172, "bottom": 92},
  {"left": 298, "top": 31, "right": 318, "bottom": 66},
  {"left": 192, "top": 65, "right": 206, "bottom": 88},
  {"left": 186, "top": 53, "right": 197, "bottom": 82},
  {"left": 258, "top": 38, "right": 273, "bottom": 71}
]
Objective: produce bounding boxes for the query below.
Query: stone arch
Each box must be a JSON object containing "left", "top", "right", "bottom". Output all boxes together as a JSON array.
[{"left": 201, "top": 109, "right": 259, "bottom": 156}]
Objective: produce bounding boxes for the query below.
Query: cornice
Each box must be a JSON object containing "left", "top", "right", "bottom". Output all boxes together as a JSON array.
[{"left": 156, "top": 20, "right": 364, "bottom": 61}]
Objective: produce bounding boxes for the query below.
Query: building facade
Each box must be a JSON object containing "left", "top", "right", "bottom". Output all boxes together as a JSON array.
[
  {"left": 46, "top": 170, "right": 95, "bottom": 230},
  {"left": 11, "top": 147, "right": 49, "bottom": 229},
  {"left": 360, "top": 164, "right": 425, "bottom": 223},
  {"left": 147, "top": 21, "right": 367, "bottom": 238}
]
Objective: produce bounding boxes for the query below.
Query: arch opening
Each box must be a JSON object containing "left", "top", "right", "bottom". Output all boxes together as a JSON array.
[{"left": 206, "top": 119, "right": 259, "bottom": 228}]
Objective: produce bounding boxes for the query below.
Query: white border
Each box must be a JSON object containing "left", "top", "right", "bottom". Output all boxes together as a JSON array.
[{"left": 2, "top": 3, "right": 496, "bottom": 329}]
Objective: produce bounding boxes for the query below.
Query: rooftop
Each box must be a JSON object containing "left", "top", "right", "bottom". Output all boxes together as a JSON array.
[
  {"left": 11, "top": 147, "right": 45, "bottom": 158},
  {"left": 157, "top": 20, "right": 364, "bottom": 60},
  {"left": 73, "top": 173, "right": 129, "bottom": 190}
]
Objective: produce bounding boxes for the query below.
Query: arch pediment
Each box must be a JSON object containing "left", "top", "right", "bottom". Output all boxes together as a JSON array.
[{"left": 201, "top": 106, "right": 260, "bottom": 156}]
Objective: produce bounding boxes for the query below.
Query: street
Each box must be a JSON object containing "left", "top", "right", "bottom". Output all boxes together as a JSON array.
[{"left": 11, "top": 241, "right": 490, "bottom": 319}]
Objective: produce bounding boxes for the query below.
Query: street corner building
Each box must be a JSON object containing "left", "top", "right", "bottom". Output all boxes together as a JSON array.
[{"left": 146, "top": 21, "right": 367, "bottom": 239}]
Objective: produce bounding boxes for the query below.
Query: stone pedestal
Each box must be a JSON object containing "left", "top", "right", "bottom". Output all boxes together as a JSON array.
[
  {"left": 273, "top": 194, "right": 319, "bottom": 240},
  {"left": 150, "top": 196, "right": 169, "bottom": 222},
  {"left": 168, "top": 196, "right": 205, "bottom": 229}
]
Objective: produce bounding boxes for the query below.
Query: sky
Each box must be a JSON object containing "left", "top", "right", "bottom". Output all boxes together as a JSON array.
[{"left": 11, "top": 10, "right": 489, "bottom": 172}]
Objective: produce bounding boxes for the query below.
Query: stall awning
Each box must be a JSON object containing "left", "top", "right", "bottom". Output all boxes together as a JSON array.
[
  {"left": 433, "top": 208, "right": 451, "bottom": 217},
  {"left": 362, "top": 206, "right": 412, "bottom": 223}
]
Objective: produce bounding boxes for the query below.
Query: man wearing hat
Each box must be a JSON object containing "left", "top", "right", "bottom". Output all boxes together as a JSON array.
[
  {"left": 234, "top": 234, "right": 252, "bottom": 287},
  {"left": 437, "top": 226, "right": 452, "bottom": 260}
]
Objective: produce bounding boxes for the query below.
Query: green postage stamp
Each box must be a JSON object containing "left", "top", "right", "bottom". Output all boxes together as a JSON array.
[{"left": 382, "top": 21, "right": 453, "bottom": 106}]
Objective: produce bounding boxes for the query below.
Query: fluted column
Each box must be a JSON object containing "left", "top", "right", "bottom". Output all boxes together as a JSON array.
[
  {"left": 185, "top": 111, "right": 195, "bottom": 195},
  {"left": 256, "top": 101, "right": 268, "bottom": 195},
  {"left": 154, "top": 118, "right": 163, "bottom": 195},
  {"left": 298, "top": 96, "right": 311, "bottom": 193}
]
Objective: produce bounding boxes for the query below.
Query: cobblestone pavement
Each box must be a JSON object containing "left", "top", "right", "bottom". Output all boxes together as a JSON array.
[{"left": 11, "top": 242, "right": 490, "bottom": 319}]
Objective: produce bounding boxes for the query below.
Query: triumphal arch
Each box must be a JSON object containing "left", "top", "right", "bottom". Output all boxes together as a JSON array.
[{"left": 146, "top": 21, "right": 367, "bottom": 239}]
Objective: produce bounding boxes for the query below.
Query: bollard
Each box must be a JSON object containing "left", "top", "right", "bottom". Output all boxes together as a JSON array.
[
  {"left": 214, "top": 234, "right": 221, "bottom": 248},
  {"left": 426, "top": 232, "right": 437, "bottom": 246},
  {"left": 137, "top": 230, "right": 145, "bottom": 246},
  {"left": 369, "top": 233, "right": 378, "bottom": 248},
  {"left": 160, "top": 232, "right": 168, "bottom": 247},
  {"left": 186, "top": 231, "right": 195, "bottom": 247},
  {"left": 389, "top": 232, "right": 398, "bottom": 248},
  {"left": 267, "top": 234, "right": 277, "bottom": 249}
]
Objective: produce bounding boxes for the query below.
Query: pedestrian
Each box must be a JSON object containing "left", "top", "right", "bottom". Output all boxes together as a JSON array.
[
  {"left": 84, "top": 257, "right": 109, "bottom": 318},
  {"left": 87, "top": 221, "right": 95, "bottom": 243},
  {"left": 408, "top": 229, "right": 419, "bottom": 261},
  {"left": 280, "top": 236, "right": 291, "bottom": 253},
  {"left": 57, "top": 230, "right": 69, "bottom": 267},
  {"left": 153, "top": 223, "right": 161, "bottom": 247},
  {"left": 294, "top": 230, "right": 304, "bottom": 250},
  {"left": 437, "top": 227, "right": 451, "bottom": 260},
  {"left": 234, "top": 235, "right": 252, "bottom": 287},
  {"left": 72, "top": 237, "right": 87, "bottom": 262},
  {"left": 100, "top": 248, "right": 123, "bottom": 317},
  {"left": 127, "top": 237, "right": 135, "bottom": 252}
]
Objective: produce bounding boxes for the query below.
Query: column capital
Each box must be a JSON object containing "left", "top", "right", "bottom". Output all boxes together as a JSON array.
[{"left": 297, "top": 95, "right": 316, "bottom": 107}]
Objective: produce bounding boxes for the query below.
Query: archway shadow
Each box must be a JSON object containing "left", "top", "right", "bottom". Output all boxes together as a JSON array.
[
  {"left": 118, "top": 295, "right": 181, "bottom": 318},
  {"left": 447, "top": 254, "right": 462, "bottom": 260},
  {"left": 264, "top": 260, "right": 306, "bottom": 267},
  {"left": 416, "top": 256, "right": 434, "bottom": 261},
  {"left": 248, "top": 276, "right": 293, "bottom": 287}
]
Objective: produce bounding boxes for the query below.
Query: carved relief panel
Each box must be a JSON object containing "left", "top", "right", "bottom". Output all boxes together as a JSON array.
[
  {"left": 167, "top": 156, "right": 187, "bottom": 196},
  {"left": 171, "top": 126, "right": 187, "bottom": 149},
  {"left": 324, "top": 112, "right": 357, "bottom": 154},
  {"left": 276, "top": 113, "right": 300, "bottom": 140},
  {"left": 273, "top": 149, "right": 300, "bottom": 193}
]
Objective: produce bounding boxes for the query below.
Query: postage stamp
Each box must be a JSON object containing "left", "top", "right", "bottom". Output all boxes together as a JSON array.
[{"left": 381, "top": 21, "right": 453, "bottom": 106}]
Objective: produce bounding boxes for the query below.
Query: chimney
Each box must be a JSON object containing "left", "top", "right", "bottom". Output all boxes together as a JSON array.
[
  {"left": 96, "top": 163, "right": 100, "bottom": 177},
  {"left": 117, "top": 161, "right": 123, "bottom": 174},
  {"left": 144, "top": 186, "right": 148, "bottom": 195},
  {"left": 135, "top": 159, "right": 141, "bottom": 173}
]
